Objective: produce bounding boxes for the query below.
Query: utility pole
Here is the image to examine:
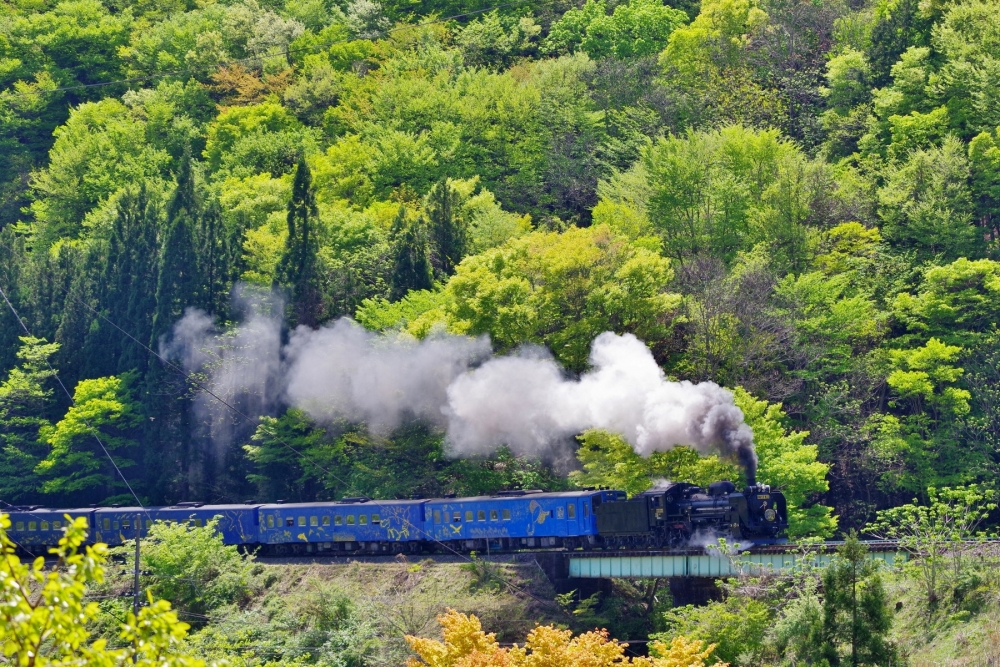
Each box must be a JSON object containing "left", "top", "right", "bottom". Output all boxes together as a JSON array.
[{"left": 132, "top": 513, "right": 141, "bottom": 663}]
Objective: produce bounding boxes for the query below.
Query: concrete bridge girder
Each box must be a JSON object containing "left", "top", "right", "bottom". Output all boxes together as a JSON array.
[{"left": 566, "top": 550, "right": 906, "bottom": 579}]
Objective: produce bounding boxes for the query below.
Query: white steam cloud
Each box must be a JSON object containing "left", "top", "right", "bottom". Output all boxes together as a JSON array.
[
  {"left": 162, "top": 288, "right": 757, "bottom": 480},
  {"left": 160, "top": 288, "right": 283, "bottom": 461}
]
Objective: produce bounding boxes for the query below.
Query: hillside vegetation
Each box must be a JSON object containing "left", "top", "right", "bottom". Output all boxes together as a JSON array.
[{"left": 2, "top": 0, "right": 1000, "bottom": 662}]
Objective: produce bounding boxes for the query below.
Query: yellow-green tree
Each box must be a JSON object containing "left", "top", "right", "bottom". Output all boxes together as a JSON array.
[
  {"left": 0, "top": 513, "right": 213, "bottom": 667},
  {"left": 446, "top": 224, "right": 680, "bottom": 370}
]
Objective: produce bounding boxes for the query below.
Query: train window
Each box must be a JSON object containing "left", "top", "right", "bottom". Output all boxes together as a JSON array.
[
  {"left": 54, "top": 521, "right": 62, "bottom": 529},
  {"left": 567, "top": 504, "right": 575, "bottom": 519},
  {"left": 41, "top": 521, "right": 50, "bottom": 531},
  {"left": 267, "top": 515, "right": 274, "bottom": 528},
  {"left": 465, "top": 511, "right": 473, "bottom": 522},
  {"left": 372, "top": 514, "right": 380, "bottom": 524},
  {"left": 359, "top": 515, "right": 368, "bottom": 525},
  {"left": 334, "top": 515, "right": 343, "bottom": 526},
  {"left": 15, "top": 522, "right": 24, "bottom": 531},
  {"left": 103, "top": 519, "right": 111, "bottom": 530},
  {"left": 310, "top": 516, "right": 318, "bottom": 527},
  {"left": 477, "top": 510, "right": 486, "bottom": 521},
  {"left": 286, "top": 517, "right": 294, "bottom": 527},
  {"left": 490, "top": 510, "right": 498, "bottom": 521},
  {"left": 28, "top": 522, "right": 37, "bottom": 531},
  {"left": 297, "top": 516, "right": 306, "bottom": 527},
  {"left": 123, "top": 520, "right": 130, "bottom": 529},
  {"left": 322, "top": 516, "right": 330, "bottom": 526},
  {"left": 113, "top": 521, "right": 119, "bottom": 530},
  {"left": 453, "top": 512, "right": 461, "bottom": 523},
  {"left": 346, "top": 515, "right": 355, "bottom": 525},
  {"left": 583, "top": 503, "right": 590, "bottom": 518},
  {"left": 502, "top": 509, "right": 511, "bottom": 521},
  {"left": 194, "top": 519, "right": 203, "bottom": 527},
  {"left": 145, "top": 520, "right": 152, "bottom": 529},
  {"left": 433, "top": 510, "right": 441, "bottom": 524}
]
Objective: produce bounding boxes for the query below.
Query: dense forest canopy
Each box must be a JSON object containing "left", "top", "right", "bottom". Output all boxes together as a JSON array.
[{"left": 1, "top": 0, "right": 999, "bottom": 538}]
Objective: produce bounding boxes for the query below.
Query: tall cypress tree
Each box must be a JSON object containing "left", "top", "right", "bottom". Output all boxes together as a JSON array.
[
  {"left": 119, "top": 187, "right": 160, "bottom": 376},
  {"left": 198, "top": 198, "right": 228, "bottom": 318},
  {"left": 275, "top": 156, "right": 322, "bottom": 328},
  {"left": 389, "top": 205, "right": 433, "bottom": 300},
  {"left": 146, "top": 151, "right": 201, "bottom": 502},
  {"left": 150, "top": 150, "right": 201, "bottom": 347},
  {"left": 426, "top": 178, "right": 467, "bottom": 277}
]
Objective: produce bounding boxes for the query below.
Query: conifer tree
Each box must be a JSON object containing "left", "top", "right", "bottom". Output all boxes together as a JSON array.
[
  {"left": 119, "top": 187, "right": 160, "bottom": 376},
  {"left": 151, "top": 150, "right": 201, "bottom": 346},
  {"left": 389, "top": 206, "right": 433, "bottom": 300},
  {"left": 426, "top": 178, "right": 467, "bottom": 277},
  {"left": 820, "top": 533, "right": 896, "bottom": 666},
  {"left": 275, "top": 156, "right": 322, "bottom": 328},
  {"left": 198, "top": 198, "right": 228, "bottom": 318}
]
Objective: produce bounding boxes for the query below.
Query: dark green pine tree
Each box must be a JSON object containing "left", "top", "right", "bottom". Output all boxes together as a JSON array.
[
  {"left": 275, "top": 156, "right": 322, "bottom": 328},
  {"left": 389, "top": 205, "right": 433, "bottom": 301},
  {"left": 426, "top": 178, "right": 467, "bottom": 277},
  {"left": 146, "top": 150, "right": 201, "bottom": 503},
  {"left": 82, "top": 186, "right": 157, "bottom": 379},
  {"left": 150, "top": 150, "right": 201, "bottom": 347},
  {"left": 820, "top": 533, "right": 897, "bottom": 666},
  {"left": 198, "top": 198, "right": 229, "bottom": 318},
  {"left": 119, "top": 187, "right": 160, "bottom": 376}
]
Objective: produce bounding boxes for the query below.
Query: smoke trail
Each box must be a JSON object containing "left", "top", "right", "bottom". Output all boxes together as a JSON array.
[
  {"left": 160, "top": 287, "right": 284, "bottom": 461},
  {"left": 163, "top": 290, "right": 757, "bottom": 479},
  {"left": 283, "top": 319, "right": 492, "bottom": 432},
  {"left": 444, "top": 332, "right": 757, "bottom": 481}
]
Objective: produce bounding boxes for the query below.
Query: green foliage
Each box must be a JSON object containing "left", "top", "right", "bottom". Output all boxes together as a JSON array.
[
  {"left": 0, "top": 336, "right": 59, "bottom": 503},
  {"left": 446, "top": 224, "right": 680, "bottom": 369},
  {"left": 658, "top": 594, "right": 772, "bottom": 665},
  {"left": 571, "top": 429, "right": 740, "bottom": 497},
  {"left": 868, "top": 485, "right": 997, "bottom": 608},
  {"left": 122, "top": 518, "right": 258, "bottom": 620},
  {"left": 818, "top": 533, "right": 897, "bottom": 666},
  {"left": 544, "top": 0, "right": 687, "bottom": 60},
  {"left": 626, "top": 126, "right": 822, "bottom": 271},
  {"left": 35, "top": 373, "right": 141, "bottom": 498},
  {"left": 0, "top": 513, "right": 213, "bottom": 667}
]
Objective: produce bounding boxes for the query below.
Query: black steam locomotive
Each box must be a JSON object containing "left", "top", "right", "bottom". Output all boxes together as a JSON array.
[{"left": 595, "top": 481, "right": 788, "bottom": 548}]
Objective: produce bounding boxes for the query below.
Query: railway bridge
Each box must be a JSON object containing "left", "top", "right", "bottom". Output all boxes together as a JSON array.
[{"left": 532, "top": 541, "right": 907, "bottom": 603}]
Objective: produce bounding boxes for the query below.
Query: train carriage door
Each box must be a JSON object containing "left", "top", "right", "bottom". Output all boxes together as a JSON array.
[{"left": 565, "top": 500, "right": 578, "bottom": 536}]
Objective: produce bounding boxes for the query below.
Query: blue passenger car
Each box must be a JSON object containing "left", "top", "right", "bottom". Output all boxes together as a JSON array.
[
  {"left": 423, "top": 490, "right": 623, "bottom": 550},
  {"left": 5, "top": 507, "right": 93, "bottom": 551},
  {"left": 256, "top": 499, "right": 426, "bottom": 554},
  {"left": 92, "top": 504, "right": 260, "bottom": 546}
]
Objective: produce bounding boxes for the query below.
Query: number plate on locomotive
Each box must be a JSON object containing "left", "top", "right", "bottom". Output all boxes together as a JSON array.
[{"left": 756, "top": 494, "right": 770, "bottom": 499}]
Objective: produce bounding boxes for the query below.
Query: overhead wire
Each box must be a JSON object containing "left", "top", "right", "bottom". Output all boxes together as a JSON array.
[
  {"left": 0, "top": 285, "right": 154, "bottom": 527},
  {"left": 64, "top": 292, "right": 561, "bottom": 608}
]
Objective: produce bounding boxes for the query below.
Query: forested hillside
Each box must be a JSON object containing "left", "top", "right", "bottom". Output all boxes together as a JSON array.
[{"left": 1, "top": 0, "right": 999, "bottom": 538}]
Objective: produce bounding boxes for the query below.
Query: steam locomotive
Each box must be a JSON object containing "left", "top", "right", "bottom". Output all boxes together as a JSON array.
[{"left": 3, "top": 482, "right": 787, "bottom": 556}]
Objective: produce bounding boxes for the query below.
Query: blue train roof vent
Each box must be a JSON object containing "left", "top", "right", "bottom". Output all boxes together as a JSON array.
[
  {"left": 493, "top": 489, "right": 544, "bottom": 497},
  {"left": 338, "top": 497, "right": 371, "bottom": 504},
  {"left": 172, "top": 502, "right": 204, "bottom": 508}
]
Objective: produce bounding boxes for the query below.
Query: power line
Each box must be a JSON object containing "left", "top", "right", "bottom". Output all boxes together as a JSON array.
[
  {"left": 65, "top": 293, "right": 558, "bottom": 608},
  {"left": 0, "top": 285, "right": 148, "bottom": 516},
  {"left": 5, "top": 0, "right": 542, "bottom": 100}
]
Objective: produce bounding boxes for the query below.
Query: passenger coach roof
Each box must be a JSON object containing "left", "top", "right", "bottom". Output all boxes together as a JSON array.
[{"left": 257, "top": 499, "right": 418, "bottom": 509}]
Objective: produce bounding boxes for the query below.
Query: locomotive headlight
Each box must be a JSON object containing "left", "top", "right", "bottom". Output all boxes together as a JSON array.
[{"left": 764, "top": 509, "right": 777, "bottom": 522}]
